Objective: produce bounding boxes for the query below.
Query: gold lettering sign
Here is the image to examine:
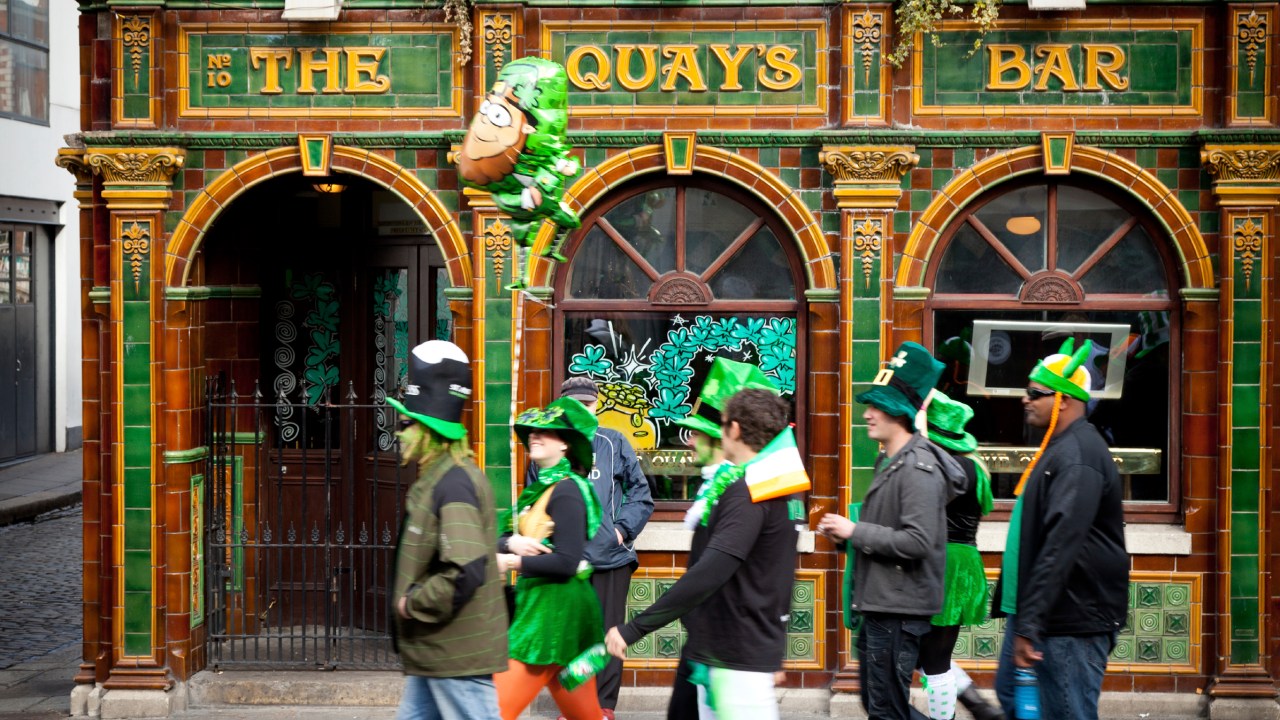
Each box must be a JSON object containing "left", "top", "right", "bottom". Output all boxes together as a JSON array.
[
  {"left": 566, "top": 43, "right": 803, "bottom": 93},
  {"left": 985, "top": 43, "right": 1128, "bottom": 92}
]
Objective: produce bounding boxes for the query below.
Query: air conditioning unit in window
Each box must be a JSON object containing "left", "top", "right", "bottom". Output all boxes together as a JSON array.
[{"left": 282, "top": 0, "right": 342, "bottom": 21}]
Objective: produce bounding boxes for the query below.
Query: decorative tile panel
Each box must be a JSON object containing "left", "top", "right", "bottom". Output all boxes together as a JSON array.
[
  {"left": 912, "top": 19, "right": 1204, "bottom": 117},
  {"left": 177, "top": 24, "right": 463, "bottom": 118},
  {"left": 115, "top": 13, "right": 158, "bottom": 127},
  {"left": 952, "top": 571, "right": 1202, "bottom": 674},
  {"left": 191, "top": 473, "right": 204, "bottom": 627},
  {"left": 842, "top": 7, "right": 891, "bottom": 124},
  {"left": 1230, "top": 8, "right": 1274, "bottom": 125},
  {"left": 624, "top": 569, "right": 824, "bottom": 669},
  {"left": 543, "top": 21, "right": 828, "bottom": 117}
]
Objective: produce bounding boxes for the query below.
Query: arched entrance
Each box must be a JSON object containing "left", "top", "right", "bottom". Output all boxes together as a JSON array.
[{"left": 193, "top": 171, "right": 454, "bottom": 668}]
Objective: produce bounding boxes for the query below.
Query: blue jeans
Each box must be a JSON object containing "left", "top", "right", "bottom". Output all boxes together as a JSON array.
[
  {"left": 396, "top": 674, "right": 501, "bottom": 720},
  {"left": 995, "top": 615, "right": 1114, "bottom": 720},
  {"left": 858, "top": 612, "right": 932, "bottom": 720}
]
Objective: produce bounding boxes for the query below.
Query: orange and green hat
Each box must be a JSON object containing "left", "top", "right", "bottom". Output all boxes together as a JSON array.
[
  {"left": 675, "top": 358, "right": 780, "bottom": 439},
  {"left": 1028, "top": 338, "right": 1093, "bottom": 401},
  {"left": 513, "top": 396, "right": 599, "bottom": 473}
]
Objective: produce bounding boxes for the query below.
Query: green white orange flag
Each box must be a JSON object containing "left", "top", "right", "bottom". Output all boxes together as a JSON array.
[{"left": 744, "top": 427, "right": 811, "bottom": 502}]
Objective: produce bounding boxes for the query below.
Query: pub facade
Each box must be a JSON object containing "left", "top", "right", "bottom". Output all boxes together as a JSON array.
[{"left": 62, "top": 0, "right": 1280, "bottom": 716}]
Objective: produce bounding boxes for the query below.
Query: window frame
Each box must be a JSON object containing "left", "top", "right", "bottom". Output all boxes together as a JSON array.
[
  {"left": 552, "top": 176, "right": 808, "bottom": 515},
  {"left": 0, "top": 0, "right": 51, "bottom": 126},
  {"left": 923, "top": 178, "right": 1182, "bottom": 522}
]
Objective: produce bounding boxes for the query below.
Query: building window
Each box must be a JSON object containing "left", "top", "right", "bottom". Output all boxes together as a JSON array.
[
  {"left": 928, "top": 180, "right": 1179, "bottom": 519},
  {"left": 0, "top": 0, "right": 51, "bottom": 125},
  {"left": 556, "top": 178, "right": 804, "bottom": 505}
]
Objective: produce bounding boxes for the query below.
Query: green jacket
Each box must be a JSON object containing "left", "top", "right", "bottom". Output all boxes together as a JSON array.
[{"left": 392, "top": 453, "right": 508, "bottom": 677}]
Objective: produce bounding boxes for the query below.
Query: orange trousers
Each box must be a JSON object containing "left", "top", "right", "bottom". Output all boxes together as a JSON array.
[{"left": 494, "top": 658, "right": 603, "bottom": 720}]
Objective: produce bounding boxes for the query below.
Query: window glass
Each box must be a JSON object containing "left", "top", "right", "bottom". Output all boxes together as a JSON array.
[
  {"left": 935, "top": 309, "right": 1171, "bottom": 504},
  {"left": 0, "top": 38, "right": 48, "bottom": 123},
  {"left": 936, "top": 223, "right": 1024, "bottom": 294},
  {"left": 567, "top": 226, "right": 650, "bottom": 300},
  {"left": 0, "top": 228, "right": 11, "bottom": 304},
  {"left": 1079, "top": 225, "right": 1169, "bottom": 295},
  {"left": 707, "top": 226, "right": 795, "bottom": 300},
  {"left": 13, "top": 228, "right": 30, "bottom": 304},
  {"left": 604, "top": 188, "right": 677, "bottom": 274},
  {"left": 972, "top": 185, "right": 1046, "bottom": 272},
  {"left": 9, "top": 0, "right": 43, "bottom": 44},
  {"left": 683, "top": 188, "right": 757, "bottom": 275},
  {"left": 564, "top": 312, "right": 797, "bottom": 500},
  {"left": 1056, "top": 186, "right": 1134, "bottom": 273},
  {"left": 0, "top": 0, "right": 9, "bottom": 34}
]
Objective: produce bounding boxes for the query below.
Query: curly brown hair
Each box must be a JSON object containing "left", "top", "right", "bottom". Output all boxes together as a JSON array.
[{"left": 722, "top": 389, "right": 789, "bottom": 452}]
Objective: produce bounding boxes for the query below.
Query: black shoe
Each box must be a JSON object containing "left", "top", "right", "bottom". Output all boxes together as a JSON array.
[{"left": 958, "top": 685, "right": 1005, "bottom": 720}]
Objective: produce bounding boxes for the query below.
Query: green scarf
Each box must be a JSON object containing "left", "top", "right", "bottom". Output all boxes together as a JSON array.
[
  {"left": 698, "top": 462, "right": 746, "bottom": 526},
  {"left": 966, "top": 452, "right": 995, "bottom": 516},
  {"left": 501, "top": 458, "right": 602, "bottom": 542}
]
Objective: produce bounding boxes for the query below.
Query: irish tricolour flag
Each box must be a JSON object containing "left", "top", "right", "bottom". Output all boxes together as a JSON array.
[{"left": 744, "top": 427, "right": 811, "bottom": 503}]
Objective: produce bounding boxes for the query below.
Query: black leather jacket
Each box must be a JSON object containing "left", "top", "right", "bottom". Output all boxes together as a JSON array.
[{"left": 992, "top": 418, "right": 1129, "bottom": 644}]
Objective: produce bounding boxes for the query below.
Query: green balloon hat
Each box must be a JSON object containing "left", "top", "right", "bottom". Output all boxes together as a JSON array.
[{"left": 675, "top": 358, "right": 780, "bottom": 439}]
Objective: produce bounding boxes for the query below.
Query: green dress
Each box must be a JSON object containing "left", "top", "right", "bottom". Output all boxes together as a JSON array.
[{"left": 507, "top": 459, "right": 604, "bottom": 667}]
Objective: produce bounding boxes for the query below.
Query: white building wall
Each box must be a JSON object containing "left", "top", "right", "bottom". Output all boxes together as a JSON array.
[{"left": 0, "top": 0, "right": 83, "bottom": 450}]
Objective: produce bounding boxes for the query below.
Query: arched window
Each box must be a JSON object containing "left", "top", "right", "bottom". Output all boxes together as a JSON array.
[
  {"left": 928, "top": 179, "right": 1179, "bottom": 518},
  {"left": 555, "top": 177, "right": 804, "bottom": 504}
]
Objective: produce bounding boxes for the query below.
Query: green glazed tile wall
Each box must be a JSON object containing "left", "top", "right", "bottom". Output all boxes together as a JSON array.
[{"left": 121, "top": 220, "right": 154, "bottom": 658}]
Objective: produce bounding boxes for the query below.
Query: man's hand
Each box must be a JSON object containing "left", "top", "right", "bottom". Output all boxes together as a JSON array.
[
  {"left": 397, "top": 596, "right": 410, "bottom": 620},
  {"left": 496, "top": 553, "right": 521, "bottom": 574},
  {"left": 1014, "top": 635, "right": 1043, "bottom": 668},
  {"left": 816, "top": 513, "right": 855, "bottom": 540},
  {"left": 605, "top": 626, "right": 629, "bottom": 660},
  {"left": 507, "top": 534, "right": 552, "bottom": 557},
  {"left": 615, "top": 528, "right": 625, "bottom": 545}
]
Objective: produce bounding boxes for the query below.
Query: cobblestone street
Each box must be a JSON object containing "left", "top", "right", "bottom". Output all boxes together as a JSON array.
[{"left": 0, "top": 505, "right": 82, "bottom": 669}]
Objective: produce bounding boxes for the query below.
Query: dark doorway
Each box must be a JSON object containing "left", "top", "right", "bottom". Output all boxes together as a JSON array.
[{"left": 0, "top": 221, "right": 53, "bottom": 464}]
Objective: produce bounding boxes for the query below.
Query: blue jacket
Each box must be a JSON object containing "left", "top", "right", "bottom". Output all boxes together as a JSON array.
[{"left": 524, "top": 427, "right": 654, "bottom": 571}]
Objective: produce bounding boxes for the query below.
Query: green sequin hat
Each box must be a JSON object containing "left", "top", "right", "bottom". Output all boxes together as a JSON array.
[
  {"left": 513, "top": 396, "right": 599, "bottom": 473},
  {"left": 1028, "top": 338, "right": 1093, "bottom": 401},
  {"left": 675, "top": 358, "right": 780, "bottom": 439},
  {"left": 926, "top": 391, "right": 978, "bottom": 454},
  {"left": 384, "top": 340, "right": 471, "bottom": 440},
  {"left": 855, "top": 342, "right": 945, "bottom": 419}
]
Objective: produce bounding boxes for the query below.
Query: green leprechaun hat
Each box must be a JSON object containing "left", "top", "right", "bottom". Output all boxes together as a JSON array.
[
  {"left": 385, "top": 340, "right": 472, "bottom": 440},
  {"left": 675, "top": 358, "right": 780, "bottom": 439},
  {"left": 1028, "top": 338, "right": 1093, "bottom": 401},
  {"left": 855, "top": 342, "right": 945, "bottom": 419},
  {"left": 513, "top": 396, "right": 599, "bottom": 474},
  {"left": 926, "top": 391, "right": 978, "bottom": 454}
]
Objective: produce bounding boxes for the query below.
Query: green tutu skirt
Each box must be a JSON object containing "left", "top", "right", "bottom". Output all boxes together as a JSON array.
[
  {"left": 930, "top": 543, "right": 988, "bottom": 627},
  {"left": 509, "top": 574, "right": 603, "bottom": 666}
]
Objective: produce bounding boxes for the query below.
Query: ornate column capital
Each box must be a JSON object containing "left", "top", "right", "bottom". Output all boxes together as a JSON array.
[
  {"left": 1201, "top": 145, "right": 1280, "bottom": 206},
  {"left": 820, "top": 145, "right": 918, "bottom": 208},
  {"left": 84, "top": 147, "right": 185, "bottom": 209},
  {"left": 55, "top": 148, "right": 94, "bottom": 186}
]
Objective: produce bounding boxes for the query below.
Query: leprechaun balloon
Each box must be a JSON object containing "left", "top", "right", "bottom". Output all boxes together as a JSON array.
[{"left": 458, "top": 57, "right": 581, "bottom": 262}]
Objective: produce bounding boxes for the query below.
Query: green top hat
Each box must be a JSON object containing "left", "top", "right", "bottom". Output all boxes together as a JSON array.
[
  {"left": 1028, "top": 338, "right": 1093, "bottom": 401},
  {"left": 385, "top": 341, "right": 472, "bottom": 440},
  {"left": 926, "top": 392, "right": 978, "bottom": 454},
  {"left": 855, "top": 342, "right": 944, "bottom": 419},
  {"left": 513, "top": 396, "right": 599, "bottom": 474},
  {"left": 675, "top": 358, "right": 780, "bottom": 439}
]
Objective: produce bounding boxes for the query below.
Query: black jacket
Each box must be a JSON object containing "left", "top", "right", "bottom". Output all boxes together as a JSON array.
[{"left": 992, "top": 417, "right": 1129, "bottom": 644}]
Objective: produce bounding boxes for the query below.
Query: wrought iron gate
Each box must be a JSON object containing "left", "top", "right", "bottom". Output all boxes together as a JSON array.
[{"left": 205, "top": 376, "right": 415, "bottom": 669}]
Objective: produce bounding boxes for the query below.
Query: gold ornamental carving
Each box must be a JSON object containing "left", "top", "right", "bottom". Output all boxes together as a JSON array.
[
  {"left": 121, "top": 15, "right": 151, "bottom": 87},
  {"left": 1233, "top": 216, "right": 1264, "bottom": 292},
  {"left": 484, "top": 218, "right": 514, "bottom": 283},
  {"left": 1201, "top": 147, "right": 1280, "bottom": 182},
  {"left": 85, "top": 148, "right": 185, "bottom": 185},
  {"left": 851, "top": 12, "right": 883, "bottom": 86},
  {"left": 55, "top": 149, "right": 94, "bottom": 186},
  {"left": 121, "top": 221, "right": 151, "bottom": 294},
  {"left": 483, "top": 14, "right": 514, "bottom": 71},
  {"left": 852, "top": 218, "right": 882, "bottom": 289},
  {"left": 1237, "top": 11, "right": 1267, "bottom": 88},
  {"left": 821, "top": 147, "right": 919, "bottom": 183}
]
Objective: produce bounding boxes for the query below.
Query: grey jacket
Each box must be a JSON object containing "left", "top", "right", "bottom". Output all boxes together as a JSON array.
[
  {"left": 847, "top": 432, "right": 962, "bottom": 617},
  {"left": 524, "top": 427, "right": 653, "bottom": 571}
]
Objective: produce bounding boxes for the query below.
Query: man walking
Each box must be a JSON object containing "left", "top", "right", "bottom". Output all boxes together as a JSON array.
[
  {"left": 605, "top": 388, "right": 807, "bottom": 720},
  {"left": 388, "top": 340, "right": 508, "bottom": 719},
  {"left": 992, "top": 339, "right": 1128, "bottom": 720},
  {"left": 817, "top": 341, "right": 961, "bottom": 720},
  {"left": 550, "top": 377, "right": 654, "bottom": 719}
]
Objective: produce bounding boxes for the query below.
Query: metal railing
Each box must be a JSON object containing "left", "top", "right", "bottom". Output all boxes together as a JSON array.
[{"left": 204, "top": 375, "right": 412, "bottom": 669}]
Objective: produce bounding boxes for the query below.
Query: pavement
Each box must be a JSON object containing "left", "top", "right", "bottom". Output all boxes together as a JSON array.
[{"left": 0, "top": 450, "right": 82, "bottom": 527}]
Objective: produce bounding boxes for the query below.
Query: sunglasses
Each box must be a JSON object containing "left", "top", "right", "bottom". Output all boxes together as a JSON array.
[{"left": 1024, "top": 387, "right": 1056, "bottom": 401}]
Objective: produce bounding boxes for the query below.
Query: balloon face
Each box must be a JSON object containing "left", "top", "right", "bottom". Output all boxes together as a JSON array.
[{"left": 459, "top": 89, "right": 532, "bottom": 187}]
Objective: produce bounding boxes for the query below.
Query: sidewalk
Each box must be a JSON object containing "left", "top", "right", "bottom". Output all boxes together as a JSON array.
[{"left": 0, "top": 450, "right": 82, "bottom": 526}]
